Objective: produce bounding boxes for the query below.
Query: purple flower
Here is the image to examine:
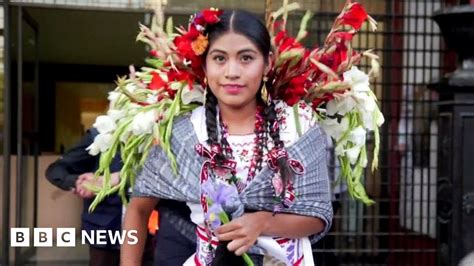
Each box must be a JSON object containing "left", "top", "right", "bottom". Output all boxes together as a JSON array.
[
  {"left": 206, "top": 204, "right": 224, "bottom": 230},
  {"left": 202, "top": 179, "right": 238, "bottom": 205},
  {"left": 201, "top": 179, "right": 244, "bottom": 219}
]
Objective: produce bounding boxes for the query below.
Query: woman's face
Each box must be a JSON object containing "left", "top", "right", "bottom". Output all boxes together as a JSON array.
[{"left": 205, "top": 32, "right": 269, "bottom": 110}]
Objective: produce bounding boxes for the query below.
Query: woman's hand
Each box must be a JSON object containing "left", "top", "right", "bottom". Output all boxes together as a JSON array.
[
  {"left": 215, "top": 212, "right": 269, "bottom": 256},
  {"left": 215, "top": 210, "right": 326, "bottom": 256}
]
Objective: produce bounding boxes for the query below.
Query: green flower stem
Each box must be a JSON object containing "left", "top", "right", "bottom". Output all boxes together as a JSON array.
[
  {"left": 163, "top": 89, "right": 182, "bottom": 173},
  {"left": 293, "top": 104, "right": 302, "bottom": 137},
  {"left": 139, "top": 136, "right": 154, "bottom": 166},
  {"left": 242, "top": 254, "right": 255, "bottom": 266},
  {"left": 372, "top": 111, "right": 381, "bottom": 171}
]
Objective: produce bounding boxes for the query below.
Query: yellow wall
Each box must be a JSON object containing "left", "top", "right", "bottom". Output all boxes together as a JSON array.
[{"left": 55, "top": 82, "right": 113, "bottom": 152}]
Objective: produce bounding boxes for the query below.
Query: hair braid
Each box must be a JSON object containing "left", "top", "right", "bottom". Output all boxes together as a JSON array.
[
  {"left": 264, "top": 101, "right": 294, "bottom": 198},
  {"left": 205, "top": 89, "right": 226, "bottom": 165}
]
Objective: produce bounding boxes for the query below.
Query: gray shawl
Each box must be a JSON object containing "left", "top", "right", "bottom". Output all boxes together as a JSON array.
[{"left": 133, "top": 115, "right": 333, "bottom": 243}]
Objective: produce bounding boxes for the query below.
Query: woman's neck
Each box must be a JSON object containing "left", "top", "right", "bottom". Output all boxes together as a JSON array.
[{"left": 219, "top": 102, "right": 258, "bottom": 135}]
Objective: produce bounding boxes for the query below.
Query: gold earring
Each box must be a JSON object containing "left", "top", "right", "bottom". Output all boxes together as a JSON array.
[{"left": 261, "top": 76, "right": 270, "bottom": 105}]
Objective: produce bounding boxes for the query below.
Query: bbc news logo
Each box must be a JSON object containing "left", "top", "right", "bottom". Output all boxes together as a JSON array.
[{"left": 10, "top": 228, "right": 138, "bottom": 247}]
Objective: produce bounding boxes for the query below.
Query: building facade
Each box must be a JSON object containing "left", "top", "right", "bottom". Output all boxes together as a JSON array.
[{"left": 0, "top": 0, "right": 463, "bottom": 265}]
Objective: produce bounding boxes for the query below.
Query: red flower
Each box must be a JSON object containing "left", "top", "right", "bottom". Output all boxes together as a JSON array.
[
  {"left": 167, "top": 70, "right": 195, "bottom": 88},
  {"left": 280, "top": 74, "right": 308, "bottom": 106},
  {"left": 311, "top": 93, "right": 334, "bottom": 109},
  {"left": 275, "top": 31, "right": 287, "bottom": 45},
  {"left": 328, "top": 32, "right": 355, "bottom": 43},
  {"left": 202, "top": 9, "right": 223, "bottom": 24},
  {"left": 184, "top": 26, "right": 199, "bottom": 40},
  {"left": 174, "top": 36, "right": 204, "bottom": 70},
  {"left": 174, "top": 36, "right": 194, "bottom": 57},
  {"left": 192, "top": 9, "right": 222, "bottom": 27},
  {"left": 273, "top": 20, "right": 283, "bottom": 31},
  {"left": 319, "top": 43, "right": 348, "bottom": 72},
  {"left": 149, "top": 72, "right": 167, "bottom": 91},
  {"left": 165, "top": 86, "right": 177, "bottom": 99},
  {"left": 274, "top": 31, "right": 302, "bottom": 53},
  {"left": 340, "top": 3, "right": 368, "bottom": 30},
  {"left": 150, "top": 50, "right": 160, "bottom": 58}
]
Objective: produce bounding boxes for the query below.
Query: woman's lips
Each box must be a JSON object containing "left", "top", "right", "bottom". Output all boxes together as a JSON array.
[{"left": 222, "top": 84, "right": 245, "bottom": 94}]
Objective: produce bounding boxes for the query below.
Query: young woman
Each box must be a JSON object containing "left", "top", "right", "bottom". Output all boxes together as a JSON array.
[{"left": 121, "top": 10, "right": 333, "bottom": 266}]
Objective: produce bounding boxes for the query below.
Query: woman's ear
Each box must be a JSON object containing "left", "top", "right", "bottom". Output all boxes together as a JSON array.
[{"left": 264, "top": 52, "right": 275, "bottom": 76}]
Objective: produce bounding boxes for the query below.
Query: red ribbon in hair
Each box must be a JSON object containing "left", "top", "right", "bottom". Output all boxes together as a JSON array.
[{"left": 267, "top": 146, "right": 305, "bottom": 175}]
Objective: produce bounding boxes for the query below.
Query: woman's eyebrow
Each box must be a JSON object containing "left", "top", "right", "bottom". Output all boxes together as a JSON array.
[
  {"left": 208, "top": 49, "right": 227, "bottom": 55},
  {"left": 237, "top": 49, "right": 258, "bottom": 55},
  {"left": 208, "top": 48, "right": 258, "bottom": 55}
]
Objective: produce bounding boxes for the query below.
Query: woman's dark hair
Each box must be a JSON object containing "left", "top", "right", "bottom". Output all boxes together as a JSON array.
[
  {"left": 203, "top": 10, "right": 294, "bottom": 265},
  {"left": 204, "top": 10, "right": 271, "bottom": 63}
]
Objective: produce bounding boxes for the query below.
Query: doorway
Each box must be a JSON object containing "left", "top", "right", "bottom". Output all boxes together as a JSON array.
[{"left": 1, "top": 3, "right": 152, "bottom": 265}]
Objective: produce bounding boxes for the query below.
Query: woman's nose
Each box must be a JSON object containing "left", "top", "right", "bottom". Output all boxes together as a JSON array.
[{"left": 225, "top": 60, "right": 241, "bottom": 79}]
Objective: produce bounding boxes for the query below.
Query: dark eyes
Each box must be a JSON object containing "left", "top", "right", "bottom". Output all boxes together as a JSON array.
[
  {"left": 212, "top": 55, "right": 254, "bottom": 63},
  {"left": 213, "top": 55, "right": 225, "bottom": 63},
  {"left": 241, "top": 55, "right": 254, "bottom": 62}
]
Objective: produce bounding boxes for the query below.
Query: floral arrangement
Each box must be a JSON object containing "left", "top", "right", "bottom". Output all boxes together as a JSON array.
[
  {"left": 86, "top": 9, "right": 223, "bottom": 209},
  {"left": 87, "top": 0, "right": 384, "bottom": 210},
  {"left": 265, "top": 1, "right": 383, "bottom": 204}
]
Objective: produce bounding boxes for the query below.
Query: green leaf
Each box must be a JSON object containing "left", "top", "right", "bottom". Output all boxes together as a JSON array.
[
  {"left": 296, "top": 10, "right": 313, "bottom": 42},
  {"left": 166, "top": 16, "right": 174, "bottom": 36},
  {"left": 145, "top": 58, "right": 164, "bottom": 69}
]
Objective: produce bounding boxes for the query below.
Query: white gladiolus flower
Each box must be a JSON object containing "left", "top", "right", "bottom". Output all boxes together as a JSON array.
[
  {"left": 108, "top": 91, "right": 121, "bottom": 109},
  {"left": 343, "top": 66, "right": 370, "bottom": 92},
  {"left": 326, "top": 96, "right": 357, "bottom": 116},
  {"left": 361, "top": 107, "right": 385, "bottom": 130},
  {"left": 182, "top": 84, "right": 205, "bottom": 104},
  {"left": 335, "top": 143, "right": 345, "bottom": 157},
  {"left": 131, "top": 110, "right": 157, "bottom": 135},
  {"left": 320, "top": 116, "right": 349, "bottom": 141},
  {"left": 325, "top": 66, "right": 385, "bottom": 135},
  {"left": 376, "top": 109, "right": 385, "bottom": 126},
  {"left": 354, "top": 92, "right": 376, "bottom": 112},
  {"left": 345, "top": 145, "right": 361, "bottom": 165},
  {"left": 145, "top": 92, "right": 159, "bottom": 105},
  {"left": 107, "top": 109, "right": 126, "bottom": 122},
  {"left": 348, "top": 126, "right": 366, "bottom": 147},
  {"left": 125, "top": 83, "right": 138, "bottom": 93},
  {"left": 93, "top": 115, "right": 117, "bottom": 134},
  {"left": 86, "top": 133, "right": 113, "bottom": 156}
]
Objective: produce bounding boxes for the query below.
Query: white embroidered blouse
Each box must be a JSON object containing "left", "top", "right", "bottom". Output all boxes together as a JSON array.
[{"left": 185, "top": 100, "right": 317, "bottom": 266}]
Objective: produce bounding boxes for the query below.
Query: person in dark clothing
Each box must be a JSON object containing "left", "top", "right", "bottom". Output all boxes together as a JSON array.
[
  {"left": 153, "top": 201, "right": 197, "bottom": 266},
  {"left": 46, "top": 128, "right": 124, "bottom": 266},
  {"left": 46, "top": 128, "right": 197, "bottom": 266}
]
